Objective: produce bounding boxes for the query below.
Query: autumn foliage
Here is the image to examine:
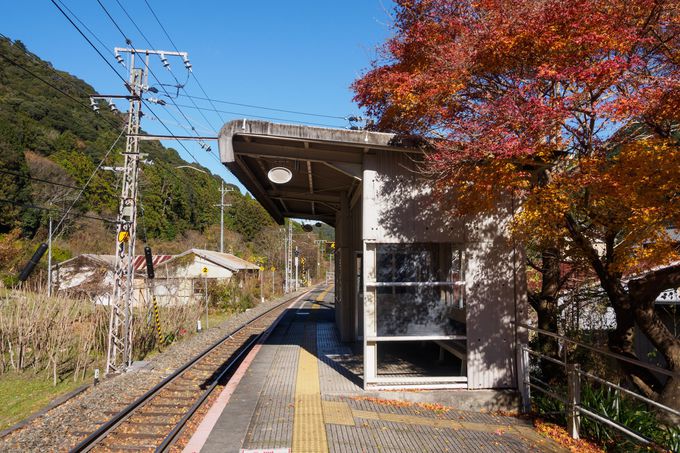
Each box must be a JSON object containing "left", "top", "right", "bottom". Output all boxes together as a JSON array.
[{"left": 355, "top": 0, "right": 680, "bottom": 419}]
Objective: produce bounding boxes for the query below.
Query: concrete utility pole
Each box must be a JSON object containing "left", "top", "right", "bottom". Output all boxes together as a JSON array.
[
  {"left": 284, "top": 221, "right": 293, "bottom": 292},
  {"left": 294, "top": 246, "right": 299, "bottom": 291},
  {"left": 47, "top": 214, "right": 52, "bottom": 297},
  {"left": 215, "top": 180, "right": 233, "bottom": 253},
  {"left": 105, "top": 47, "right": 191, "bottom": 375}
]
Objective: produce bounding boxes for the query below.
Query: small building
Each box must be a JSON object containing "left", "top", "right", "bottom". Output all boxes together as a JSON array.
[
  {"left": 51, "top": 249, "right": 259, "bottom": 306},
  {"left": 218, "top": 120, "right": 527, "bottom": 391}
]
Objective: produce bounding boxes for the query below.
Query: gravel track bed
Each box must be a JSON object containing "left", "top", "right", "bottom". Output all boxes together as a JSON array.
[{"left": 0, "top": 288, "right": 311, "bottom": 452}]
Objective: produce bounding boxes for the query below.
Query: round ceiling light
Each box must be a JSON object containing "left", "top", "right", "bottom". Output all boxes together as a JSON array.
[{"left": 267, "top": 166, "right": 292, "bottom": 184}]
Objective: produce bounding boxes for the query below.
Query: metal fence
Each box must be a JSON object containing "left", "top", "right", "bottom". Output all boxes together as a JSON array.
[{"left": 517, "top": 323, "right": 679, "bottom": 446}]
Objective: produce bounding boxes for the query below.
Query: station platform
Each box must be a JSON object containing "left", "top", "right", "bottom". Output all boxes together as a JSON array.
[{"left": 184, "top": 286, "right": 564, "bottom": 453}]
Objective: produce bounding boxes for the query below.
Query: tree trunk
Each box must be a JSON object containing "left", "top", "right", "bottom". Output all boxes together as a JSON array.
[
  {"left": 564, "top": 216, "right": 665, "bottom": 401},
  {"left": 629, "top": 272, "right": 680, "bottom": 422},
  {"left": 528, "top": 247, "right": 562, "bottom": 382}
]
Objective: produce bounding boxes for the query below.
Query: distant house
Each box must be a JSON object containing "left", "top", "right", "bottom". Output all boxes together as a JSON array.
[{"left": 51, "top": 248, "right": 259, "bottom": 306}]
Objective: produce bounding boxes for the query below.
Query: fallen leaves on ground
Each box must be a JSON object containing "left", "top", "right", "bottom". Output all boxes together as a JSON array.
[
  {"left": 534, "top": 418, "right": 604, "bottom": 453},
  {"left": 348, "top": 396, "right": 452, "bottom": 414}
]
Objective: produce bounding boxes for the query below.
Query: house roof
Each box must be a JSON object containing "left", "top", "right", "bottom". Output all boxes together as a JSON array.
[
  {"left": 55, "top": 253, "right": 173, "bottom": 272},
  {"left": 218, "top": 119, "right": 421, "bottom": 225},
  {"left": 162, "top": 248, "right": 260, "bottom": 272}
]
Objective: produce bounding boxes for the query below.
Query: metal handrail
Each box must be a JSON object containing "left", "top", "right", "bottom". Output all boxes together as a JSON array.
[
  {"left": 578, "top": 369, "right": 680, "bottom": 418},
  {"left": 520, "top": 337, "right": 679, "bottom": 449},
  {"left": 577, "top": 406, "right": 651, "bottom": 445},
  {"left": 525, "top": 348, "right": 567, "bottom": 366},
  {"left": 516, "top": 322, "right": 678, "bottom": 378}
]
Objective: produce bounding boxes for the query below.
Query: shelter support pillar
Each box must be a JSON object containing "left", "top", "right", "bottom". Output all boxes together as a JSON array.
[{"left": 335, "top": 191, "right": 354, "bottom": 341}]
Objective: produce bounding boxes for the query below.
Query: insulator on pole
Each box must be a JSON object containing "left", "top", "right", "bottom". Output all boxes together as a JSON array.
[
  {"left": 18, "top": 243, "right": 48, "bottom": 282},
  {"left": 144, "top": 246, "right": 155, "bottom": 279}
]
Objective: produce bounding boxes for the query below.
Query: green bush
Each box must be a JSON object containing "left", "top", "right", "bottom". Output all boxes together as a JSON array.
[
  {"left": 532, "top": 380, "right": 680, "bottom": 452},
  {"left": 208, "top": 278, "right": 258, "bottom": 314}
]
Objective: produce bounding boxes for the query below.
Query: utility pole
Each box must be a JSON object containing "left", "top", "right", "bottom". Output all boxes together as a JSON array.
[
  {"left": 294, "top": 246, "right": 299, "bottom": 291},
  {"left": 104, "top": 47, "right": 191, "bottom": 375},
  {"left": 47, "top": 214, "right": 52, "bottom": 297},
  {"left": 284, "top": 221, "right": 293, "bottom": 292},
  {"left": 215, "top": 180, "right": 232, "bottom": 253}
]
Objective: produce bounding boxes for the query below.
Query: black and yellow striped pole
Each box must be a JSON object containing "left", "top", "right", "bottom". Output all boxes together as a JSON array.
[
  {"left": 152, "top": 295, "right": 163, "bottom": 347},
  {"left": 144, "top": 246, "right": 163, "bottom": 348}
]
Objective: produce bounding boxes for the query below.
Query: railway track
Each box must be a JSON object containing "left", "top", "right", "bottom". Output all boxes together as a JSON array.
[{"left": 70, "top": 288, "right": 315, "bottom": 452}]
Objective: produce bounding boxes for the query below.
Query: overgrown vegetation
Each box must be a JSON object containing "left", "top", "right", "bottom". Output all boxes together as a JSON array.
[
  {"left": 0, "top": 283, "right": 263, "bottom": 385},
  {"left": 533, "top": 382, "right": 680, "bottom": 452}
]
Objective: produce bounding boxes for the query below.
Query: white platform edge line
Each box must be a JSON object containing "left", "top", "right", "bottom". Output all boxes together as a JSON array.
[{"left": 182, "top": 291, "right": 312, "bottom": 453}]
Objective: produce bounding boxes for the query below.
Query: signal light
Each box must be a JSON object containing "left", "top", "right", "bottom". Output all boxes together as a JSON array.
[{"left": 144, "top": 246, "right": 155, "bottom": 279}]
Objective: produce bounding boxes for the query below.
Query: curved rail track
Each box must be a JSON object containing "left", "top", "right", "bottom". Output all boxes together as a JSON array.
[{"left": 70, "top": 288, "right": 314, "bottom": 452}]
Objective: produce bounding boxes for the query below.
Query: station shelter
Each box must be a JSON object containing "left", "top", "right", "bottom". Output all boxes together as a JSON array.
[{"left": 218, "top": 120, "right": 527, "bottom": 391}]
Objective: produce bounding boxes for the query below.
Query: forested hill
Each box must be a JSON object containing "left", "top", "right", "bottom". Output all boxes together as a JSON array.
[{"left": 0, "top": 36, "right": 275, "bottom": 273}]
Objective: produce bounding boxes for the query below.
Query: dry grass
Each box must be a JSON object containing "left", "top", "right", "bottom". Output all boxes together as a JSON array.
[{"left": 0, "top": 288, "right": 210, "bottom": 385}]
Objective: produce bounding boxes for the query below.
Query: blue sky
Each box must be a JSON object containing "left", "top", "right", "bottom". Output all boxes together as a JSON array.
[{"left": 1, "top": 0, "right": 395, "bottom": 189}]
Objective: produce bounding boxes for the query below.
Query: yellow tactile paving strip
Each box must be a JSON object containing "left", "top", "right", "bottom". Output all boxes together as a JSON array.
[
  {"left": 291, "top": 287, "right": 332, "bottom": 453},
  {"left": 321, "top": 401, "right": 355, "bottom": 426},
  {"left": 312, "top": 285, "right": 333, "bottom": 308}
]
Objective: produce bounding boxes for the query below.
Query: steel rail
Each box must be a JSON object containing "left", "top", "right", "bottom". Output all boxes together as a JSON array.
[
  {"left": 70, "top": 288, "right": 314, "bottom": 452},
  {"left": 156, "top": 311, "right": 280, "bottom": 451}
]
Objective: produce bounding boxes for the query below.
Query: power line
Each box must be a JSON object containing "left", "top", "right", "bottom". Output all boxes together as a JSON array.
[
  {"left": 95, "top": 0, "right": 213, "bottom": 136},
  {"left": 174, "top": 93, "right": 348, "bottom": 120},
  {"left": 168, "top": 102, "right": 346, "bottom": 128},
  {"left": 0, "top": 168, "right": 81, "bottom": 191},
  {"left": 50, "top": 0, "right": 128, "bottom": 86},
  {"left": 0, "top": 50, "right": 99, "bottom": 116},
  {"left": 0, "top": 32, "right": 123, "bottom": 130},
  {"left": 94, "top": 1, "right": 220, "bottom": 167},
  {"left": 53, "top": 127, "right": 127, "bottom": 233},
  {"left": 141, "top": 0, "right": 226, "bottom": 126},
  {"left": 53, "top": 0, "right": 114, "bottom": 59},
  {"left": 95, "top": 0, "right": 132, "bottom": 45},
  {"left": 0, "top": 198, "right": 118, "bottom": 224},
  {"left": 50, "top": 1, "right": 219, "bottom": 175}
]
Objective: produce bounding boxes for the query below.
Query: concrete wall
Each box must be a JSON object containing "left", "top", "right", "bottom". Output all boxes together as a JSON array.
[{"left": 361, "top": 150, "right": 526, "bottom": 389}]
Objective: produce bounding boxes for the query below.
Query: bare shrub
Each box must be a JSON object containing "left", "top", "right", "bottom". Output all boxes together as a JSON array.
[{"left": 0, "top": 289, "right": 105, "bottom": 384}]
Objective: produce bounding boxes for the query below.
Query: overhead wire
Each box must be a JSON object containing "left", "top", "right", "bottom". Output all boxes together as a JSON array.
[
  {"left": 169, "top": 102, "right": 346, "bottom": 128},
  {"left": 53, "top": 127, "right": 126, "bottom": 233},
  {"left": 50, "top": 0, "right": 218, "bottom": 174},
  {"left": 50, "top": 0, "right": 128, "bottom": 86},
  {"left": 141, "top": 1, "right": 349, "bottom": 130},
  {"left": 141, "top": 0, "right": 221, "bottom": 127},
  {"left": 0, "top": 32, "right": 124, "bottom": 131},
  {"left": 0, "top": 49, "right": 107, "bottom": 120},
  {"left": 53, "top": 0, "right": 115, "bottom": 59},
  {"left": 95, "top": 0, "right": 227, "bottom": 172},
  {"left": 0, "top": 198, "right": 118, "bottom": 224},
  {"left": 0, "top": 168, "right": 82, "bottom": 191},
  {"left": 174, "top": 93, "right": 348, "bottom": 120}
]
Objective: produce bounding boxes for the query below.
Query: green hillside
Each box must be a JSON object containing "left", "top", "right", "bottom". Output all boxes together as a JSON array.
[{"left": 0, "top": 36, "right": 277, "bottom": 281}]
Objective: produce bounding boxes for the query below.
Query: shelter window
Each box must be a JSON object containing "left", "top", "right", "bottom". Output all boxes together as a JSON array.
[
  {"left": 372, "top": 243, "right": 465, "bottom": 337},
  {"left": 364, "top": 242, "right": 467, "bottom": 386}
]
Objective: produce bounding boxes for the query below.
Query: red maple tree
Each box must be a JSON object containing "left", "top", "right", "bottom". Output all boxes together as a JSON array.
[{"left": 354, "top": 0, "right": 680, "bottom": 416}]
